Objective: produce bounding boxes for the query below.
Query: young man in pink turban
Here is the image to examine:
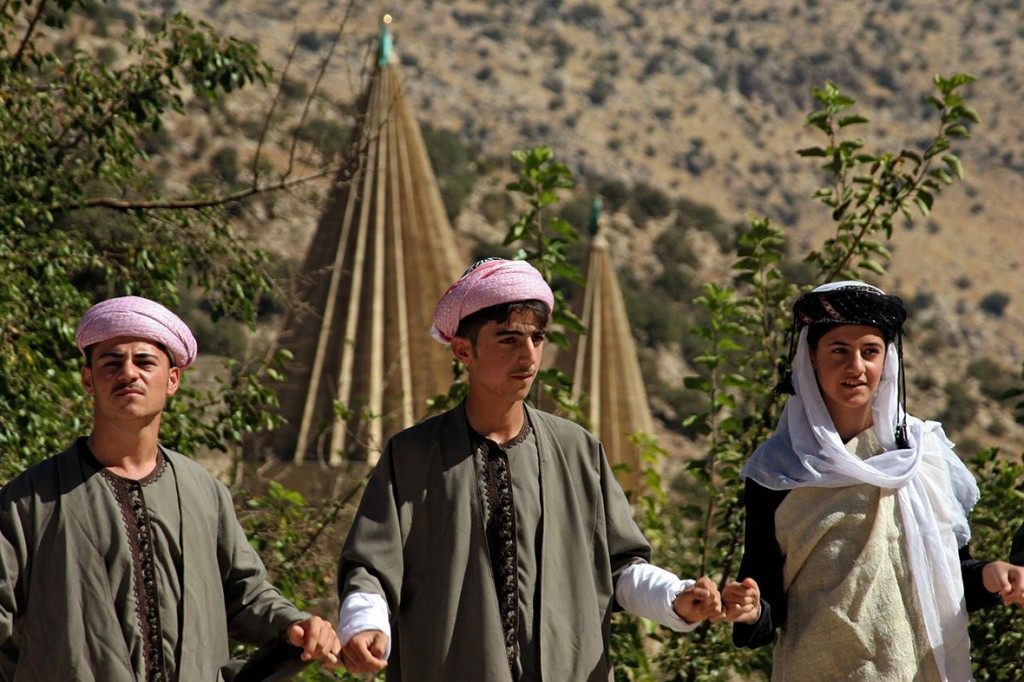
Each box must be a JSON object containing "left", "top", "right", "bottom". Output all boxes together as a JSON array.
[
  {"left": 336, "top": 259, "right": 721, "bottom": 681},
  {"left": 0, "top": 296, "right": 342, "bottom": 681}
]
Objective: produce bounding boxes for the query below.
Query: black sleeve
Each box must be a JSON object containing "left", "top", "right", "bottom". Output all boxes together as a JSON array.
[
  {"left": 732, "top": 479, "right": 789, "bottom": 649},
  {"left": 960, "top": 544, "right": 1000, "bottom": 612},
  {"left": 1010, "top": 521, "right": 1024, "bottom": 565}
]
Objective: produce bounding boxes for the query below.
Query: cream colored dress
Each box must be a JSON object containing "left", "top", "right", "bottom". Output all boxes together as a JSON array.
[{"left": 772, "top": 429, "right": 942, "bottom": 681}]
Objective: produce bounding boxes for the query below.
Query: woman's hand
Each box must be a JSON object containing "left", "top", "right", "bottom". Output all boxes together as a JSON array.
[
  {"left": 982, "top": 561, "right": 1024, "bottom": 607},
  {"left": 721, "top": 578, "right": 762, "bottom": 623}
]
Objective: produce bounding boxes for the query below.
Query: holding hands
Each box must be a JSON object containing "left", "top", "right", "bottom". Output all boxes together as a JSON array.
[
  {"left": 672, "top": 576, "right": 723, "bottom": 624},
  {"left": 668, "top": 576, "right": 762, "bottom": 625},
  {"left": 707, "top": 560, "right": 1024, "bottom": 629},
  {"left": 673, "top": 576, "right": 762, "bottom": 625}
]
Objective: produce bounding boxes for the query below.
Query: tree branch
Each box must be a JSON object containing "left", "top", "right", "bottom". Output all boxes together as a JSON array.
[
  {"left": 61, "top": 168, "right": 338, "bottom": 213},
  {"left": 285, "top": 2, "right": 355, "bottom": 178},
  {"left": 251, "top": 34, "right": 298, "bottom": 183},
  {"left": 10, "top": 0, "right": 48, "bottom": 72}
]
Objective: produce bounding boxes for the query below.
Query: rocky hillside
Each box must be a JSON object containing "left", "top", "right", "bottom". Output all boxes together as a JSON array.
[{"left": 121, "top": 0, "right": 1024, "bottom": 454}]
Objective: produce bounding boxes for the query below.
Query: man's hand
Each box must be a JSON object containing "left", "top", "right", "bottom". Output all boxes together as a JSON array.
[
  {"left": 721, "top": 578, "right": 761, "bottom": 624},
  {"left": 672, "top": 576, "right": 722, "bottom": 624},
  {"left": 340, "top": 630, "right": 389, "bottom": 673},
  {"left": 286, "top": 616, "right": 342, "bottom": 666},
  {"left": 982, "top": 561, "right": 1024, "bottom": 607}
]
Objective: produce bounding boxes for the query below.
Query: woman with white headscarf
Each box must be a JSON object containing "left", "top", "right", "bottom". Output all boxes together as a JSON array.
[{"left": 721, "top": 281, "right": 1024, "bottom": 681}]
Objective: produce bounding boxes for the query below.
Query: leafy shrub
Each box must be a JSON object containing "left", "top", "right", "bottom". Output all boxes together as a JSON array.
[
  {"left": 654, "top": 221, "right": 701, "bottom": 271},
  {"left": 296, "top": 30, "right": 324, "bottom": 52},
  {"left": 542, "top": 75, "right": 564, "bottom": 95},
  {"left": 480, "top": 26, "right": 504, "bottom": 41},
  {"left": 939, "top": 380, "right": 979, "bottom": 434},
  {"left": 209, "top": 146, "right": 240, "bottom": 183},
  {"left": 440, "top": 170, "right": 477, "bottom": 222},
  {"left": 966, "top": 357, "right": 1018, "bottom": 402},
  {"left": 279, "top": 76, "right": 309, "bottom": 102},
  {"left": 675, "top": 197, "right": 733, "bottom": 249},
  {"left": 97, "top": 44, "right": 118, "bottom": 65},
  {"left": 479, "top": 190, "right": 516, "bottom": 226},
  {"left": 587, "top": 76, "right": 614, "bottom": 105},
  {"left": 633, "top": 182, "right": 673, "bottom": 220},
  {"left": 597, "top": 178, "right": 630, "bottom": 212},
  {"left": 565, "top": 3, "right": 604, "bottom": 26},
  {"left": 142, "top": 126, "right": 174, "bottom": 156},
  {"left": 619, "top": 275, "right": 689, "bottom": 346},
  {"left": 979, "top": 291, "right": 1010, "bottom": 317},
  {"left": 293, "top": 117, "right": 348, "bottom": 160},
  {"left": 693, "top": 44, "right": 716, "bottom": 67},
  {"left": 421, "top": 125, "right": 475, "bottom": 177},
  {"left": 909, "top": 291, "right": 935, "bottom": 313}
]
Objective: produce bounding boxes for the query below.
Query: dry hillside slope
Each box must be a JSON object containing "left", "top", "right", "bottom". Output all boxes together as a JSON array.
[{"left": 156, "top": 0, "right": 1024, "bottom": 454}]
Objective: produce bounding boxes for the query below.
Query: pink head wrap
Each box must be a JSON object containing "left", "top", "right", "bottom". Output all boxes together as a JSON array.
[
  {"left": 431, "top": 258, "right": 555, "bottom": 344},
  {"left": 76, "top": 296, "right": 198, "bottom": 370}
]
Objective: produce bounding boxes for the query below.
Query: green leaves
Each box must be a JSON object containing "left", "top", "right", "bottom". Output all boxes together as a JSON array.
[
  {"left": 964, "top": 448, "right": 1024, "bottom": 680},
  {"left": 0, "top": 1, "right": 280, "bottom": 477},
  {"left": 801, "top": 74, "right": 976, "bottom": 282},
  {"left": 498, "top": 147, "right": 588, "bottom": 414}
]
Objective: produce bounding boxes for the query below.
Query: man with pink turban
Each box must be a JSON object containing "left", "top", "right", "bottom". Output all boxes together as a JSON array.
[
  {"left": 0, "top": 296, "right": 342, "bottom": 681},
  {"left": 336, "top": 259, "right": 722, "bottom": 681}
]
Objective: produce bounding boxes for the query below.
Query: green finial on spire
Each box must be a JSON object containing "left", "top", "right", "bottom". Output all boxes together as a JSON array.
[
  {"left": 378, "top": 13, "right": 393, "bottom": 66},
  {"left": 588, "top": 197, "right": 603, "bottom": 236}
]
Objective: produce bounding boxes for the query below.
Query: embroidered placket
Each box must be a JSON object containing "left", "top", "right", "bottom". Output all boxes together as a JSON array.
[
  {"left": 484, "top": 440, "right": 519, "bottom": 672},
  {"left": 103, "top": 459, "right": 170, "bottom": 682}
]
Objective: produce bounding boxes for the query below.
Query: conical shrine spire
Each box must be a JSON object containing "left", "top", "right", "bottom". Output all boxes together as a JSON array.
[
  {"left": 252, "top": 18, "right": 463, "bottom": 465},
  {"left": 564, "top": 201, "right": 654, "bottom": 493}
]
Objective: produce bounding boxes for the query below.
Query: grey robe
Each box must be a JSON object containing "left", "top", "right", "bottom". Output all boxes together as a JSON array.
[
  {"left": 338, "top": 403, "right": 651, "bottom": 682},
  {"left": 0, "top": 441, "right": 308, "bottom": 681}
]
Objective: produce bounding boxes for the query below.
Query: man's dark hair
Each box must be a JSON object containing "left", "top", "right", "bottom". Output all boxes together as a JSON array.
[{"left": 454, "top": 300, "right": 550, "bottom": 344}]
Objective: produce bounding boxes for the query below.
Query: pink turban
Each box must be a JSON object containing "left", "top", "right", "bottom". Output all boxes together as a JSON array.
[
  {"left": 76, "top": 296, "right": 198, "bottom": 370},
  {"left": 431, "top": 258, "right": 555, "bottom": 344}
]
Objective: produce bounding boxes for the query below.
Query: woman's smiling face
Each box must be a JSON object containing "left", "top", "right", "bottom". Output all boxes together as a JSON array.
[{"left": 810, "top": 324, "right": 886, "bottom": 423}]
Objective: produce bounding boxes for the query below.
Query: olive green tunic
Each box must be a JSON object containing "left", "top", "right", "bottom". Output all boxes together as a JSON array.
[
  {"left": 338, "top": 403, "right": 651, "bottom": 682},
  {"left": 0, "top": 440, "right": 308, "bottom": 681}
]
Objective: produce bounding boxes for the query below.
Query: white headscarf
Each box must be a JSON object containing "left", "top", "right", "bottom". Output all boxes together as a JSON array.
[{"left": 742, "top": 281, "right": 980, "bottom": 681}]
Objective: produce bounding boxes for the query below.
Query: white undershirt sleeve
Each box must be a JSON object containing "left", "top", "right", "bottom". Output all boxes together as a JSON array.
[
  {"left": 338, "top": 592, "right": 392, "bottom": 658},
  {"left": 615, "top": 562, "right": 699, "bottom": 632}
]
